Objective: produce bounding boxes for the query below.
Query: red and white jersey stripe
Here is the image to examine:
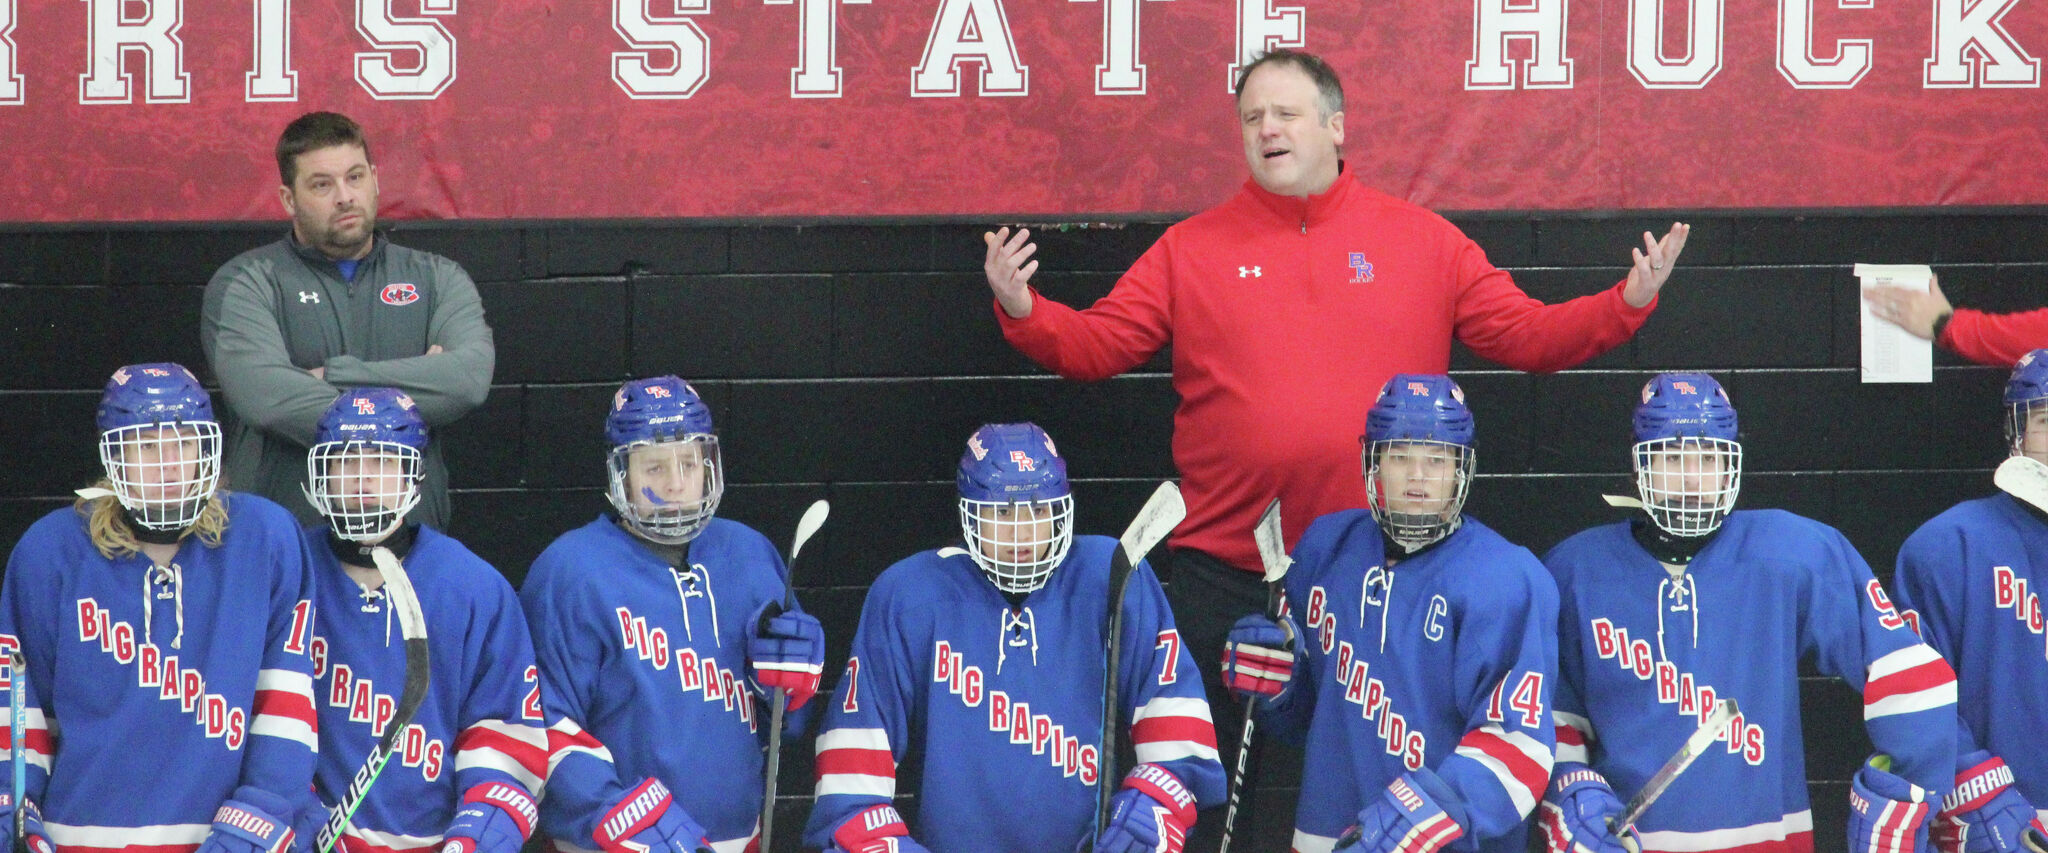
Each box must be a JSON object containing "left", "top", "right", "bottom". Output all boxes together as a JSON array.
[
  {"left": 249, "top": 667, "right": 317, "bottom": 751},
  {"left": 1554, "top": 711, "right": 1594, "bottom": 765},
  {"left": 1131, "top": 696, "right": 1220, "bottom": 765},
  {"left": 814, "top": 727, "right": 896, "bottom": 798},
  {"left": 1637, "top": 809, "right": 1813, "bottom": 853},
  {"left": 455, "top": 719, "right": 549, "bottom": 794},
  {"left": 1862, "top": 645, "right": 1956, "bottom": 721},
  {"left": 1454, "top": 724, "right": 1552, "bottom": 818},
  {"left": 45, "top": 821, "right": 209, "bottom": 853},
  {"left": 544, "top": 717, "right": 613, "bottom": 778}
]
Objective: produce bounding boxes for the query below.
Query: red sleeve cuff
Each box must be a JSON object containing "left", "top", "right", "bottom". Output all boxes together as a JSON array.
[{"left": 1611, "top": 278, "right": 1657, "bottom": 319}]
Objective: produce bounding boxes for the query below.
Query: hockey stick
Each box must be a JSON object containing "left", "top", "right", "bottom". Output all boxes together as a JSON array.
[
  {"left": 9, "top": 649, "right": 24, "bottom": 852},
  {"left": 759, "top": 499, "right": 830, "bottom": 853},
  {"left": 1611, "top": 699, "right": 1739, "bottom": 834},
  {"left": 1096, "top": 482, "right": 1189, "bottom": 842},
  {"left": 1995, "top": 456, "right": 2048, "bottom": 515},
  {"left": 1219, "top": 498, "right": 1292, "bottom": 853},
  {"left": 317, "top": 545, "right": 431, "bottom": 853}
]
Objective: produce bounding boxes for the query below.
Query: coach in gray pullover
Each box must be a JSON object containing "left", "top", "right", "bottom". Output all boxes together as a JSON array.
[{"left": 201, "top": 112, "right": 493, "bottom": 531}]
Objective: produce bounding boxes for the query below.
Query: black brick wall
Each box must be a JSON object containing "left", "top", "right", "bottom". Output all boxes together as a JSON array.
[{"left": 3, "top": 211, "right": 2041, "bottom": 850}]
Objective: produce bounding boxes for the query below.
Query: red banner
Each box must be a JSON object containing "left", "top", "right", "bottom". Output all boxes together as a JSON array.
[{"left": 0, "top": 0, "right": 2042, "bottom": 221}]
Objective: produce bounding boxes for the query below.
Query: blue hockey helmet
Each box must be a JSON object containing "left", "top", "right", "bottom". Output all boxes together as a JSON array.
[
  {"left": 95, "top": 363, "right": 222, "bottom": 532},
  {"left": 957, "top": 423, "right": 1073, "bottom": 594},
  {"left": 1631, "top": 373, "right": 1742, "bottom": 538},
  {"left": 1365, "top": 374, "right": 1476, "bottom": 448},
  {"left": 304, "top": 388, "right": 427, "bottom": 543},
  {"left": 605, "top": 376, "right": 722, "bottom": 544},
  {"left": 2006, "top": 350, "right": 2048, "bottom": 461},
  {"left": 1632, "top": 372, "right": 1738, "bottom": 443},
  {"left": 1361, "top": 374, "right": 1474, "bottom": 552}
]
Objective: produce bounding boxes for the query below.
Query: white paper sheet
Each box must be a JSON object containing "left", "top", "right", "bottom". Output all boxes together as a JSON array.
[{"left": 1855, "top": 263, "right": 1935, "bottom": 384}]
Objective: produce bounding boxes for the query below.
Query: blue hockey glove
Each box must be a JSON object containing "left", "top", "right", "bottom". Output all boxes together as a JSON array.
[
  {"left": 1850, "top": 754, "right": 1934, "bottom": 853},
  {"left": 1093, "top": 763, "right": 1197, "bottom": 853},
  {"left": 195, "top": 786, "right": 298, "bottom": 853},
  {"left": 1538, "top": 762, "right": 1641, "bottom": 853},
  {"left": 749, "top": 602, "right": 825, "bottom": 711},
  {"left": 1221, "top": 613, "right": 1295, "bottom": 701},
  {"left": 1933, "top": 751, "right": 2046, "bottom": 853},
  {"left": 592, "top": 778, "right": 712, "bottom": 853},
  {"left": 829, "top": 804, "right": 932, "bottom": 853},
  {"left": 0, "top": 794, "right": 54, "bottom": 853},
  {"left": 1335, "top": 768, "right": 1469, "bottom": 853},
  {"left": 440, "top": 782, "right": 538, "bottom": 853}
]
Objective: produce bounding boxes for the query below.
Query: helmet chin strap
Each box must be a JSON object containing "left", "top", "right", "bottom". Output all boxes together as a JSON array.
[
  {"left": 123, "top": 509, "right": 192, "bottom": 545},
  {"left": 1629, "top": 514, "right": 1717, "bottom": 565},
  {"left": 328, "top": 521, "right": 418, "bottom": 567}
]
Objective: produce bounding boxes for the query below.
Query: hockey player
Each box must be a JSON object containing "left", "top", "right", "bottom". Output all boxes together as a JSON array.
[
  {"left": 1220, "top": 374, "right": 1560, "bottom": 853},
  {"left": 1539, "top": 372, "right": 1958, "bottom": 853},
  {"left": 0, "top": 363, "right": 319, "bottom": 853},
  {"left": 298, "top": 388, "right": 548, "bottom": 852},
  {"left": 804, "top": 422, "right": 1225, "bottom": 853},
  {"left": 521, "top": 376, "right": 826, "bottom": 853},
  {"left": 1893, "top": 350, "right": 2048, "bottom": 853}
]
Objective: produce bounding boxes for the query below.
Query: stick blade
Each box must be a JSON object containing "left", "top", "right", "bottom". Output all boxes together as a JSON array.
[
  {"left": 1119, "top": 482, "right": 1186, "bottom": 568},
  {"left": 1252, "top": 498, "right": 1291, "bottom": 584},
  {"left": 790, "top": 499, "right": 831, "bottom": 565},
  {"left": 1996, "top": 456, "right": 2048, "bottom": 514}
]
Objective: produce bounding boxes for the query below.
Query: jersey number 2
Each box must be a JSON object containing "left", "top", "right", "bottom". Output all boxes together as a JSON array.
[{"left": 1486, "top": 672, "right": 1544, "bottom": 728}]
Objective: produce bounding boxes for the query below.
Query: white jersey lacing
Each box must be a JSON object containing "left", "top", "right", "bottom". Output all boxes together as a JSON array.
[
  {"left": 1655, "top": 570, "right": 1699, "bottom": 661},
  {"left": 671, "top": 563, "right": 723, "bottom": 647},
  {"left": 997, "top": 606, "right": 1039, "bottom": 674},
  {"left": 142, "top": 561, "right": 185, "bottom": 649},
  {"left": 1359, "top": 565, "right": 1395, "bottom": 653}
]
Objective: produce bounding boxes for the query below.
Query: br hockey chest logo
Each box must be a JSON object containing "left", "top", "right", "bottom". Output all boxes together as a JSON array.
[
  {"left": 1348, "top": 252, "right": 1375, "bottom": 283},
  {"left": 379, "top": 282, "right": 421, "bottom": 306}
]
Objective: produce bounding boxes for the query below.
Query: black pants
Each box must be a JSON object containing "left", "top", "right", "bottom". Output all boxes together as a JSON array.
[{"left": 1163, "top": 548, "right": 1299, "bottom": 853}]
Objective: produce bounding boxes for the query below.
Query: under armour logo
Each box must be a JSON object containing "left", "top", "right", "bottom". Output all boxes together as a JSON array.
[
  {"left": 298, "top": 291, "right": 320, "bottom": 304},
  {"left": 1238, "top": 266, "right": 1261, "bottom": 278}
]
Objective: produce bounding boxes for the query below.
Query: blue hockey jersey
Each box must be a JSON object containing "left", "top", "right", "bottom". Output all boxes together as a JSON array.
[
  {"left": 1894, "top": 493, "right": 2048, "bottom": 815},
  {"left": 1260, "top": 510, "right": 1558, "bottom": 853},
  {"left": 1547, "top": 510, "right": 1957, "bottom": 853},
  {"left": 304, "top": 525, "right": 549, "bottom": 853},
  {"left": 0, "top": 493, "right": 319, "bottom": 852},
  {"left": 802, "top": 535, "right": 1225, "bottom": 853},
  {"left": 521, "top": 516, "right": 794, "bottom": 853}
]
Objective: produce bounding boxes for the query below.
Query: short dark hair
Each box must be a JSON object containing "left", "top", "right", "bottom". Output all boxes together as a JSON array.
[
  {"left": 1234, "top": 49, "right": 1345, "bottom": 120},
  {"left": 276, "top": 111, "right": 372, "bottom": 186}
]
